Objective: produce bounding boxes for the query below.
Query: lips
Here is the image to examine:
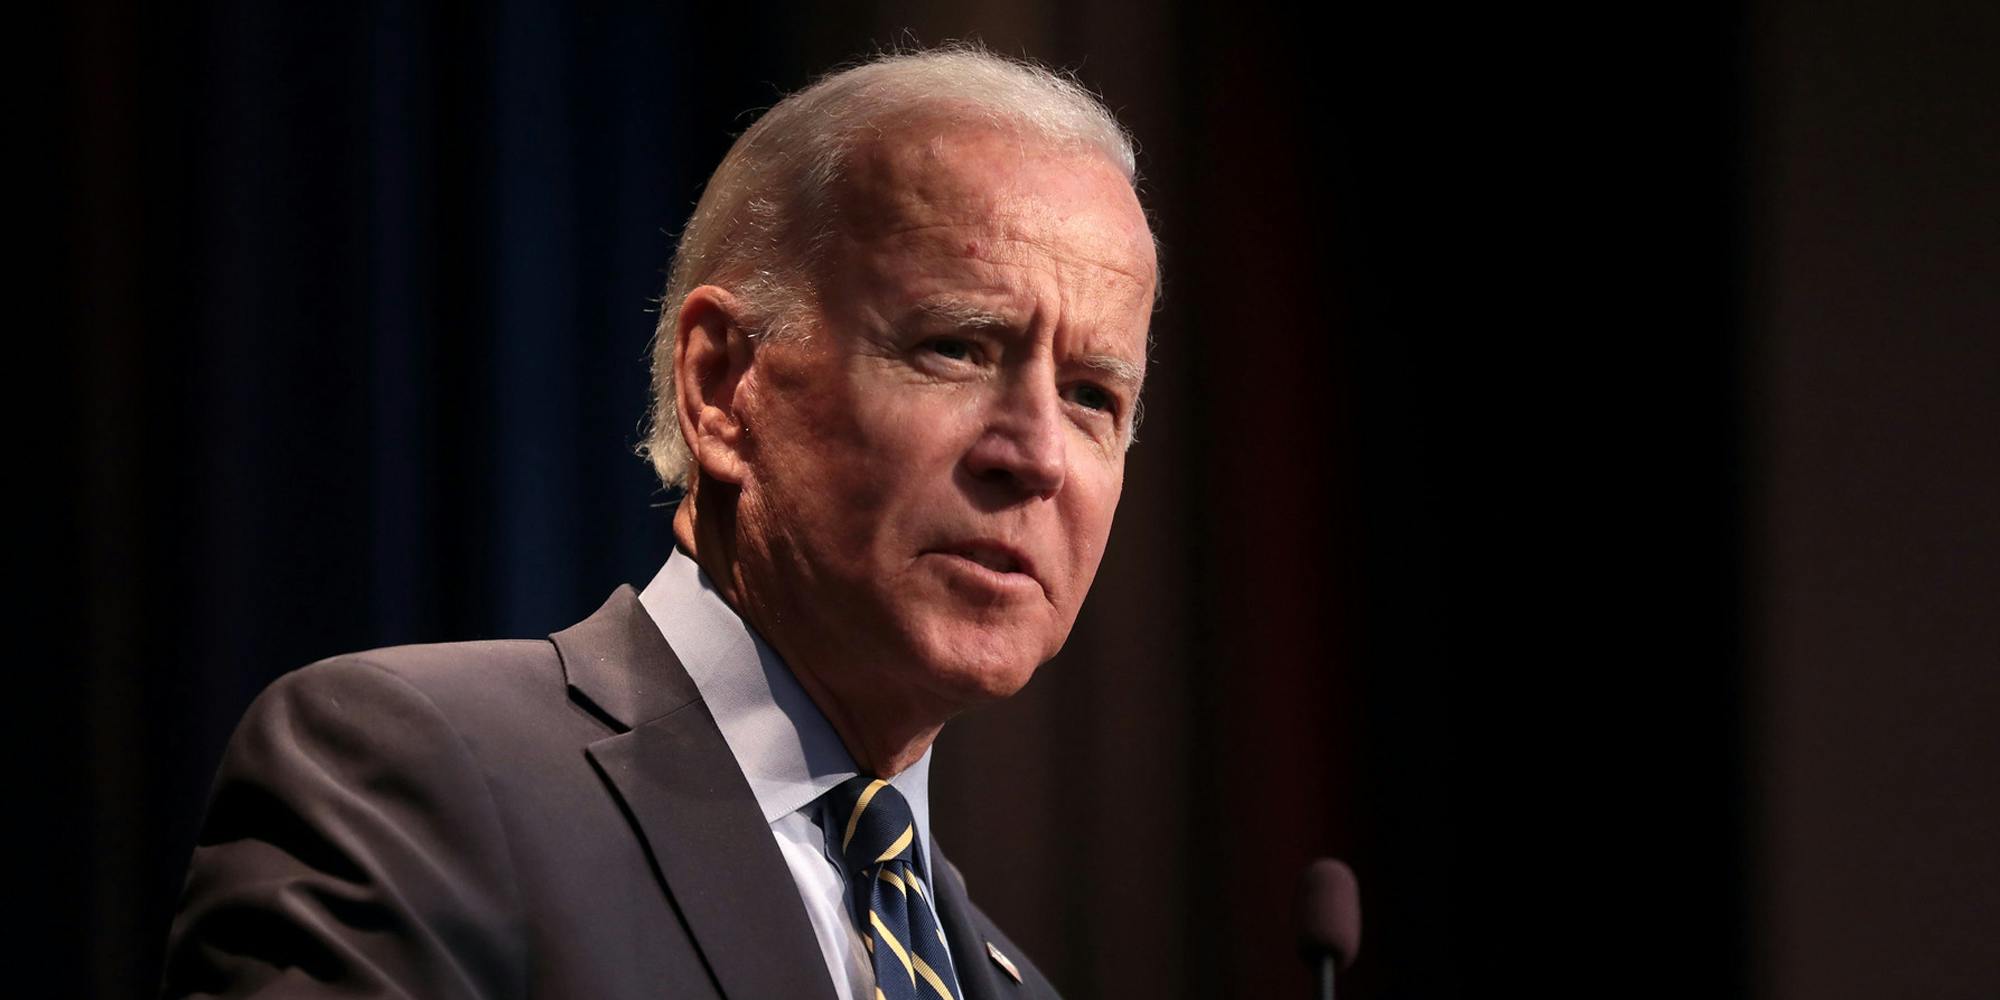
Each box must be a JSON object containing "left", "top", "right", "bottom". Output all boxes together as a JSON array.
[
  {"left": 956, "top": 545, "right": 1020, "bottom": 574},
  {"left": 931, "top": 540, "right": 1043, "bottom": 595}
]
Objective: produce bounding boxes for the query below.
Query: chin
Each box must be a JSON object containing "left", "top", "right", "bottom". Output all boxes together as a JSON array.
[{"left": 903, "top": 618, "right": 1057, "bottom": 704}]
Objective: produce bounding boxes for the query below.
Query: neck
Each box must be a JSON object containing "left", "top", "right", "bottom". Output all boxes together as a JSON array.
[{"left": 675, "top": 491, "right": 948, "bottom": 777}]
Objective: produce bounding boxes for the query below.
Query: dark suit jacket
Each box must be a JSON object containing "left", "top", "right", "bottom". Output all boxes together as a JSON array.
[{"left": 161, "top": 586, "right": 1059, "bottom": 999}]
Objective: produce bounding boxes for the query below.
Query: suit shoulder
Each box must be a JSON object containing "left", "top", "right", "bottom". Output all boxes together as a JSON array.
[
  {"left": 258, "top": 635, "right": 589, "bottom": 757},
  {"left": 171, "top": 647, "right": 534, "bottom": 998},
  {"left": 285, "top": 637, "right": 558, "bottom": 708},
  {"left": 308, "top": 636, "right": 556, "bottom": 683}
]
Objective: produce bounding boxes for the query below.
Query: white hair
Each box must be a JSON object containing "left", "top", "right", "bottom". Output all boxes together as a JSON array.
[{"left": 638, "top": 44, "right": 1142, "bottom": 490}]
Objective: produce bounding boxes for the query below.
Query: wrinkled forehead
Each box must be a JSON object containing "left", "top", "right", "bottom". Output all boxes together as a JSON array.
[{"left": 829, "top": 122, "right": 1158, "bottom": 280}]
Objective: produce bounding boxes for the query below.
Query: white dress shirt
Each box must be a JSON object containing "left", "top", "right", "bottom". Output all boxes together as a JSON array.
[{"left": 637, "top": 547, "right": 959, "bottom": 1000}]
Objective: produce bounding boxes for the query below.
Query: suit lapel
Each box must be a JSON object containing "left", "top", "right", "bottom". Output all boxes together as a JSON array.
[
  {"left": 586, "top": 715, "right": 838, "bottom": 1000},
  {"left": 557, "top": 588, "right": 839, "bottom": 1000},
  {"left": 932, "top": 851, "right": 1025, "bottom": 1000}
]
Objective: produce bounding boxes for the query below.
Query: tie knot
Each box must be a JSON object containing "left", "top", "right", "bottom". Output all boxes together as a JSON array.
[{"left": 827, "top": 775, "right": 918, "bottom": 874}]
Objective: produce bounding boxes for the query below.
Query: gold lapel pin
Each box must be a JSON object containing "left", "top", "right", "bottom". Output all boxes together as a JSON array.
[{"left": 986, "top": 941, "right": 1022, "bottom": 983}]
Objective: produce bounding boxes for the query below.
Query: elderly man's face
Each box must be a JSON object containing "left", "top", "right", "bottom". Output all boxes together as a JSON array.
[{"left": 730, "top": 125, "right": 1156, "bottom": 710}]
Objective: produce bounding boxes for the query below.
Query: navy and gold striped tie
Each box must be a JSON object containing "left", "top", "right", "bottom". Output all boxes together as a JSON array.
[{"left": 826, "top": 776, "right": 962, "bottom": 1000}]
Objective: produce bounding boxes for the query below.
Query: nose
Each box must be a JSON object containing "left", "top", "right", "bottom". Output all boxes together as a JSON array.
[{"left": 963, "top": 378, "right": 1067, "bottom": 501}]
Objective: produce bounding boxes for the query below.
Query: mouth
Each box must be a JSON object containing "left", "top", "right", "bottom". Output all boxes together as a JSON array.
[{"left": 928, "top": 540, "right": 1044, "bottom": 597}]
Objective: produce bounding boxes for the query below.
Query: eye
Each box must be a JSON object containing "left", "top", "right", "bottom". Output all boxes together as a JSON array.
[
  {"left": 1065, "top": 383, "right": 1117, "bottom": 415},
  {"left": 923, "top": 337, "right": 975, "bottom": 362}
]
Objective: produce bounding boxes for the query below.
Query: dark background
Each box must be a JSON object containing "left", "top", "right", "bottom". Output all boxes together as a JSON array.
[{"left": 41, "top": 1, "right": 1997, "bottom": 998}]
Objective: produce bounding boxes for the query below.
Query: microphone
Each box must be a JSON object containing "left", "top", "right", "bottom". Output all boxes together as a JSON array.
[{"left": 1297, "top": 858, "right": 1361, "bottom": 1000}]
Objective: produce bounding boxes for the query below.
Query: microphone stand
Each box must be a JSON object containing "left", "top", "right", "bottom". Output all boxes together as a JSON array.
[{"left": 1315, "top": 952, "right": 1336, "bottom": 1000}]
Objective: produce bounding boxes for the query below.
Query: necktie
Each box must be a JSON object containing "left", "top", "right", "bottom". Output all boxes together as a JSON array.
[{"left": 825, "top": 776, "right": 962, "bottom": 1000}]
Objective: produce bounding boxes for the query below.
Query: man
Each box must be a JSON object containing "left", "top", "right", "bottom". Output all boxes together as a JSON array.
[{"left": 162, "top": 46, "right": 1157, "bottom": 1000}]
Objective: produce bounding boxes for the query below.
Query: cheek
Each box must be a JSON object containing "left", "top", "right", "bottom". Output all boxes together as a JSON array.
[
  {"left": 755, "top": 363, "right": 882, "bottom": 489},
  {"left": 851, "top": 390, "right": 984, "bottom": 482},
  {"left": 764, "top": 391, "right": 967, "bottom": 553},
  {"left": 1057, "top": 472, "right": 1125, "bottom": 593}
]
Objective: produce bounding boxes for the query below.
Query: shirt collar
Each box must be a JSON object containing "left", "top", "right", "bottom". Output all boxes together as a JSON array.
[{"left": 636, "top": 546, "right": 937, "bottom": 868}]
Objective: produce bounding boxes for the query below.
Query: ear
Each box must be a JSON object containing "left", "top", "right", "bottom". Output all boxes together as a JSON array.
[{"left": 672, "top": 285, "right": 757, "bottom": 485}]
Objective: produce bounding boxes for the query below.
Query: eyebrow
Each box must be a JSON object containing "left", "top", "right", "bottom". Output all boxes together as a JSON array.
[
  {"left": 909, "top": 297, "right": 1148, "bottom": 394},
  {"left": 910, "top": 299, "right": 1014, "bottom": 330},
  {"left": 1076, "top": 353, "right": 1147, "bottom": 395}
]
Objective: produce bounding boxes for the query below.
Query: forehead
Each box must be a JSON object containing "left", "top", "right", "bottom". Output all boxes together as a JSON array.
[{"left": 826, "top": 124, "right": 1159, "bottom": 318}]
